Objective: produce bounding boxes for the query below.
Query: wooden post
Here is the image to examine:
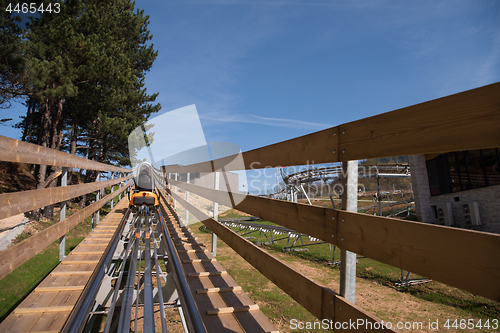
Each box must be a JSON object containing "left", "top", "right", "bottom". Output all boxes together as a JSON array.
[{"left": 340, "top": 160, "right": 358, "bottom": 303}]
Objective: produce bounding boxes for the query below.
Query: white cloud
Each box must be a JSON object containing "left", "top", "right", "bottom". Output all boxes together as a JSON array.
[
  {"left": 200, "top": 112, "right": 332, "bottom": 129},
  {"left": 476, "top": 31, "right": 500, "bottom": 86}
]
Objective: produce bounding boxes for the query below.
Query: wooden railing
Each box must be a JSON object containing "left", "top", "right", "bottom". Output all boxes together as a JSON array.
[
  {"left": 0, "top": 135, "right": 133, "bottom": 280},
  {"left": 0, "top": 82, "right": 498, "bottom": 331},
  {"left": 163, "top": 82, "right": 500, "bottom": 330}
]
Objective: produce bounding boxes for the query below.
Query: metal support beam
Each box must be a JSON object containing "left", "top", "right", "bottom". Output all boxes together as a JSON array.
[
  {"left": 118, "top": 174, "right": 122, "bottom": 201},
  {"left": 185, "top": 173, "right": 190, "bottom": 227},
  {"left": 340, "top": 160, "right": 358, "bottom": 303},
  {"left": 110, "top": 172, "right": 114, "bottom": 210},
  {"left": 96, "top": 173, "right": 100, "bottom": 225},
  {"left": 212, "top": 172, "right": 219, "bottom": 257},
  {"left": 59, "top": 167, "right": 67, "bottom": 261},
  {"left": 174, "top": 173, "right": 178, "bottom": 209},
  {"left": 167, "top": 173, "right": 171, "bottom": 201}
]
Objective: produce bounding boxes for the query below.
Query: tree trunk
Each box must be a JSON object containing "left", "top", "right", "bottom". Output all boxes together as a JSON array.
[
  {"left": 22, "top": 99, "right": 33, "bottom": 142},
  {"left": 50, "top": 97, "right": 65, "bottom": 150},
  {"left": 42, "top": 168, "right": 57, "bottom": 219},
  {"left": 32, "top": 99, "right": 52, "bottom": 221},
  {"left": 68, "top": 124, "right": 78, "bottom": 185}
]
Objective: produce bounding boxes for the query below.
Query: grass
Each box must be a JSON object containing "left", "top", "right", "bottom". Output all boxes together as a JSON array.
[{"left": 0, "top": 245, "right": 60, "bottom": 322}]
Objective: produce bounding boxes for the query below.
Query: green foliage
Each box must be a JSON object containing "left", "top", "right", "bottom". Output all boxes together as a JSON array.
[
  {"left": 17, "top": 0, "right": 161, "bottom": 169},
  {"left": 0, "top": 0, "right": 27, "bottom": 108},
  {"left": 0, "top": 246, "right": 59, "bottom": 322}
]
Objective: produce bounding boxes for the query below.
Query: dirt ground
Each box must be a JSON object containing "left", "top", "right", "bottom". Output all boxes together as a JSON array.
[{"left": 0, "top": 213, "right": 29, "bottom": 250}]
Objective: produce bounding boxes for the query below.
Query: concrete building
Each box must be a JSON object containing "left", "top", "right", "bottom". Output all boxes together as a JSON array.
[{"left": 410, "top": 148, "right": 500, "bottom": 234}]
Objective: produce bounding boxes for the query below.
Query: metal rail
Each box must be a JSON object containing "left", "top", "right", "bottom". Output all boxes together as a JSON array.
[
  {"left": 143, "top": 215, "right": 155, "bottom": 333},
  {"left": 152, "top": 211, "right": 169, "bottom": 333},
  {"left": 102, "top": 215, "right": 138, "bottom": 333},
  {"left": 61, "top": 207, "right": 131, "bottom": 333},
  {"left": 117, "top": 216, "right": 141, "bottom": 333},
  {"left": 157, "top": 193, "right": 207, "bottom": 333}
]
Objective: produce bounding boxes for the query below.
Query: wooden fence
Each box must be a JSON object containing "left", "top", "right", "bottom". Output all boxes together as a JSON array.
[
  {"left": 0, "top": 135, "right": 133, "bottom": 280},
  {"left": 0, "top": 81, "right": 498, "bottom": 331},
  {"left": 163, "top": 82, "right": 500, "bottom": 330}
]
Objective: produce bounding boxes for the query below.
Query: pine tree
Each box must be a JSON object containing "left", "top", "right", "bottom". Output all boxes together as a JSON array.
[
  {"left": 70, "top": 0, "right": 160, "bottom": 168},
  {"left": 18, "top": 0, "right": 161, "bottom": 216},
  {"left": 0, "top": 0, "right": 27, "bottom": 109}
]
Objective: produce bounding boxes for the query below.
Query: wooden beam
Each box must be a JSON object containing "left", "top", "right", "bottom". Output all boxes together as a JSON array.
[
  {"left": 206, "top": 304, "right": 259, "bottom": 315},
  {"left": 337, "top": 211, "right": 500, "bottom": 302},
  {"left": 35, "top": 285, "right": 85, "bottom": 292},
  {"left": 188, "top": 271, "right": 227, "bottom": 277},
  {"left": 182, "top": 259, "right": 216, "bottom": 264},
  {"left": 162, "top": 126, "right": 339, "bottom": 173},
  {"left": 14, "top": 306, "right": 74, "bottom": 314},
  {"left": 163, "top": 82, "right": 500, "bottom": 174},
  {"left": 50, "top": 271, "right": 93, "bottom": 276},
  {"left": 61, "top": 260, "right": 99, "bottom": 265},
  {"left": 0, "top": 135, "right": 130, "bottom": 172},
  {"left": 0, "top": 175, "right": 132, "bottom": 220},
  {"left": 197, "top": 286, "right": 242, "bottom": 294},
  {"left": 168, "top": 180, "right": 500, "bottom": 302},
  {"left": 0, "top": 185, "right": 129, "bottom": 280},
  {"left": 168, "top": 179, "right": 338, "bottom": 244},
  {"left": 338, "top": 82, "right": 500, "bottom": 161},
  {"left": 164, "top": 191, "right": 393, "bottom": 331}
]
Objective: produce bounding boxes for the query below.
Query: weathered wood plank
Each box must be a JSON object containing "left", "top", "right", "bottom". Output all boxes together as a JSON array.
[
  {"left": 60, "top": 260, "right": 99, "bottom": 265},
  {"left": 168, "top": 181, "right": 500, "bottom": 302},
  {"left": 0, "top": 135, "right": 129, "bottom": 172},
  {"left": 0, "top": 198, "right": 130, "bottom": 333},
  {"left": 206, "top": 304, "right": 259, "bottom": 315},
  {"left": 163, "top": 82, "right": 500, "bottom": 173},
  {"left": 35, "top": 286, "right": 85, "bottom": 292},
  {"left": 339, "top": 82, "right": 500, "bottom": 161},
  {"left": 49, "top": 271, "right": 93, "bottom": 276},
  {"left": 188, "top": 271, "right": 227, "bottom": 277},
  {"left": 168, "top": 179, "right": 338, "bottom": 244},
  {"left": 0, "top": 185, "right": 129, "bottom": 280},
  {"left": 166, "top": 191, "right": 392, "bottom": 330},
  {"left": 159, "top": 200, "right": 279, "bottom": 333},
  {"left": 163, "top": 126, "right": 339, "bottom": 173},
  {"left": 197, "top": 286, "right": 242, "bottom": 294},
  {"left": 14, "top": 306, "right": 74, "bottom": 314},
  {"left": 0, "top": 175, "right": 132, "bottom": 220},
  {"left": 337, "top": 211, "right": 500, "bottom": 302}
]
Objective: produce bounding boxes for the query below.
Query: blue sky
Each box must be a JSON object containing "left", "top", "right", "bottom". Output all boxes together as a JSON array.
[
  {"left": 135, "top": 0, "right": 500, "bottom": 152},
  {"left": 1, "top": 0, "right": 499, "bottom": 175}
]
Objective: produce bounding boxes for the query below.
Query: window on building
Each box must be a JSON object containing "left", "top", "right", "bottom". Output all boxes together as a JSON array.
[{"left": 426, "top": 148, "right": 500, "bottom": 196}]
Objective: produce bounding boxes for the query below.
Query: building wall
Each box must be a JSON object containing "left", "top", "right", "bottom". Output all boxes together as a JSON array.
[
  {"left": 409, "top": 155, "right": 432, "bottom": 222},
  {"left": 427, "top": 185, "right": 500, "bottom": 233},
  {"left": 410, "top": 154, "right": 500, "bottom": 234}
]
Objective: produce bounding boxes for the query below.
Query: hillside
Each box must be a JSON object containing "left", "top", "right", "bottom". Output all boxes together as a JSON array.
[{"left": 0, "top": 162, "right": 37, "bottom": 194}]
